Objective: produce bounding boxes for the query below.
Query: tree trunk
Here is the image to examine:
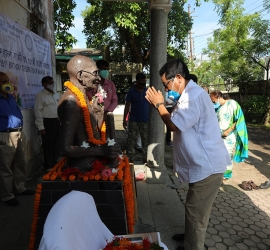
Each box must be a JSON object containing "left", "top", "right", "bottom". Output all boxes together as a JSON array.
[{"left": 264, "top": 102, "right": 270, "bottom": 126}]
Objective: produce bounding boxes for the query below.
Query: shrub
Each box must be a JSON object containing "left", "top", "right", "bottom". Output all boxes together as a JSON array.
[{"left": 242, "top": 95, "right": 269, "bottom": 123}]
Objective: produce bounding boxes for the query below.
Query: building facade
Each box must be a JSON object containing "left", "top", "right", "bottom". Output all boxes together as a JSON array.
[{"left": 0, "top": 0, "right": 55, "bottom": 175}]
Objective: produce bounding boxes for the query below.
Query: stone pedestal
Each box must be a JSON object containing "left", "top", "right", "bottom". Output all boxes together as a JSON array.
[{"left": 35, "top": 180, "right": 128, "bottom": 249}]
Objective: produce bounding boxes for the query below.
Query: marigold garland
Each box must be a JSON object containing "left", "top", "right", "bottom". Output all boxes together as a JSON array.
[
  {"left": 64, "top": 81, "right": 106, "bottom": 145},
  {"left": 29, "top": 156, "right": 135, "bottom": 249},
  {"left": 28, "top": 183, "right": 42, "bottom": 250}
]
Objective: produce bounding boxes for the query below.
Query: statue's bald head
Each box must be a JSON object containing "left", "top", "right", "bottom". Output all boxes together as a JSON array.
[
  {"left": 66, "top": 55, "right": 100, "bottom": 90},
  {"left": 67, "top": 55, "right": 96, "bottom": 77}
]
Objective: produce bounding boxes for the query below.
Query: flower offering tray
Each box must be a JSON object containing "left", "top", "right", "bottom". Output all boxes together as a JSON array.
[
  {"left": 101, "top": 232, "right": 168, "bottom": 249},
  {"left": 116, "top": 232, "right": 162, "bottom": 245}
]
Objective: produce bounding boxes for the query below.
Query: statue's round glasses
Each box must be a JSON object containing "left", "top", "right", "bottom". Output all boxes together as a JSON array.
[{"left": 79, "top": 70, "right": 100, "bottom": 78}]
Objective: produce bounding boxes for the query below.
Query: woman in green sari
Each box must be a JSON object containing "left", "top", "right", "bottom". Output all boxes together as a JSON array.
[{"left": 210, "top": 91, "right": 248, "bottom": 180}]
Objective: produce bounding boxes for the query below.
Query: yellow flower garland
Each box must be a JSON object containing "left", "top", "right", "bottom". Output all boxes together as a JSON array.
[{"left": 64, "top": 81, "right": 106, "bottom": 145}]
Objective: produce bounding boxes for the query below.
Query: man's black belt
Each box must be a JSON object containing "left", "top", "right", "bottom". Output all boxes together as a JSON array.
[{"left": 0, "top": 127, "right": 23, "bottom": 133}]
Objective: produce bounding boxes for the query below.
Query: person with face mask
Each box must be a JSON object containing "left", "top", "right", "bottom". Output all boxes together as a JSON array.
[
  {"left": 145, "top": 60, "right": 231, "bottom": 250},
  {"left": 34, "top": 76, "right": 60, "bottom": 172},
  {"left": 210, "top": 90, "right": 248, "bottom": 180},
  {"left": 86, "top": 59, "right": 118, "bottom": 113},
  {"left": 123, "top": 73, "right": 149, "bottom": 164},
  {"left": 0, "top": 72, "right": 35, "bottom": 206}
]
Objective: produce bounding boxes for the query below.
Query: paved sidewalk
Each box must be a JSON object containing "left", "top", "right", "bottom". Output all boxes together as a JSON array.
[
  {"left": 134, "top": 124, "right": 270, "bottom": 250},
  {"left": 0, "top": 124, "right": 270, "bottom": 250}
]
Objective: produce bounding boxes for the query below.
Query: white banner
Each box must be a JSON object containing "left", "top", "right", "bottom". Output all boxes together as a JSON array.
[{"left": 0, "top": 11, "right": 52, "bottom": 109}]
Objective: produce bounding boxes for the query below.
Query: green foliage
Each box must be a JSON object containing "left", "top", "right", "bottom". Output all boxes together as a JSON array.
[
  {"left": 82, "top": 0, "right": 195, "bottom": 68},
  {"left": 196, "top": 0, "right": 270, "bottom": 84},
  {"left": 53, "top": 0, "right": 77, "bottom": 53},
  {"left": 242, "top": 95, "right": 269, "bottom": 123}
]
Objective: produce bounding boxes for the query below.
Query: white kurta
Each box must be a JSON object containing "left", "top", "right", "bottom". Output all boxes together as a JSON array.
[
  {"left": 34, "top": 88, "right": 59, "bottom": 130},
  {"left": 171, "top": 80, "right": 231, "bottom": 183}
]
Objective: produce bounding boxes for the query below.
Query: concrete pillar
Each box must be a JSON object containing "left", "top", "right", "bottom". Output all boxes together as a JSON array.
[{"left": 146, "top": 8, "right": 168, "bottom": 184}]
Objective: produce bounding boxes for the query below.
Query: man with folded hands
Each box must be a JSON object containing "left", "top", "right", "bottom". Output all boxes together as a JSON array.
[
  {"left": 0, "top": 72, "right": 35, "bottom": 206},
  {"left": 145, "top": 60, "right": 231, "bottom": 250}
]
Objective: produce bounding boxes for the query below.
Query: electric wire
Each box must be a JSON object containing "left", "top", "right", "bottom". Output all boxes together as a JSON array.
[{"left": 192, "top": 2, "right": 269, "bottom": 56}]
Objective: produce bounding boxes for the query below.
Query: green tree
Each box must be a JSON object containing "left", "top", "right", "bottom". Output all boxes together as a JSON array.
[
  {"left": 82, "top": 0, "right": 196, "bottom": 68},
  {"left": 53, "top": 0, "right": 77, "bottom": 53},
  {"left": 202, "top": 0, "right": 270, "bottom": 125},
  {"left": 201, "top": 0, "right": 269, "bottom": 82}
]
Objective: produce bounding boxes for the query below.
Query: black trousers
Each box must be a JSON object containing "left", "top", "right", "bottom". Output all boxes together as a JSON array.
[
  {"left": 41, "top": 118, "right": 60, "bottom": 170},
  {"left": 166, "top": 106, "right": 173, "bottom": 143}
]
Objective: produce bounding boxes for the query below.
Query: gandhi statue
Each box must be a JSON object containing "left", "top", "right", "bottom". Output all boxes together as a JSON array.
[{"left": 58, "top": 55, "right": 121, "bottom": 171}]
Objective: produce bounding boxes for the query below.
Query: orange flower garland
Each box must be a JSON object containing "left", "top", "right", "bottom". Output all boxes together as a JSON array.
[
  {"left": 42, "top": 157, "right": 67, "bottom": 181},
  {"left": 28, "top": 183, "right": 42, "bottom": 250},
  {"left": 122, "top": 156, "right": 135, "bottom": 233},
  {"left": 64, "top": 81, "right": 106, "bottom": 145}
]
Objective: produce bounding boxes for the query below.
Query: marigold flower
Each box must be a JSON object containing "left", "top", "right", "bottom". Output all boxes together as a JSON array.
[
  {"left": 109, "top": 175, "right": 115, "bottom": 181},
  {"left": 83, "top": 176, "right": 89, "bottom": 181},
  {"left": 95, "top": 173, "right": 101, "bottom": 181},
  {"left": 43, "top": 175, "right": 50, "bottom": 181},
  {"left": 69, "top": 175, "right": 76, "bottom": 181}
]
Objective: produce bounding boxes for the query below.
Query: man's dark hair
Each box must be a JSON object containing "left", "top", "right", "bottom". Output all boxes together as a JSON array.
[
  {"left": 136, "top": 73, "right": 146, "bottom": 81},
  {"left": 189, "top": 74, "right": 198, "bottom": 83},
  {"left": 96, "top": 60, "right": 109, "bottom": 69},
  {"left": 159, "top": 59, "right": 189, "bottom": 80},
  {"left": 42, "top": 76, "right": 53, "bottom": 84}
]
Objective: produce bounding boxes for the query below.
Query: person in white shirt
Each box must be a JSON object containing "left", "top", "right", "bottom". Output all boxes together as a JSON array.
[
  {"left": 145, "top": 59, "right": 231, "bottom": 250},
  {"left": 34, "top": 76, "right": 60, "bottom": 172}
]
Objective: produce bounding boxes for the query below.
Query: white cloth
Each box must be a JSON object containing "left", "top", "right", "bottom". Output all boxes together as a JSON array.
[
  {"left": 171, "top": 80, "right": 231, "bottom": 183},
  {"left": 34, "top": 88, "right": 59, "bottom": 130},
  {"left": 38, "top": 190, "right": 113, "bottom": 250}
]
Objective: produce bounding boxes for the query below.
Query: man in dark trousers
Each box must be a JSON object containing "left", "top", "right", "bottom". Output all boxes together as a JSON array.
[
  {"left": 123, "top": 73, "right": 149, "bottom": 163},
  {"left": 145, "top": 60, "right": 230, "bottom": 250},
  {"left": 34, "top": 76, "right": 60, "bottom": 172},
  {"left": 0, "top": 72, "right": 35, "bottom": 206}
]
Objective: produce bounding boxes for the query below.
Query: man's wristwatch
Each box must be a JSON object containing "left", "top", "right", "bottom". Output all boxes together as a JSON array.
[{"left": 155, "top": 102, "right": 164, "bottom": 109}]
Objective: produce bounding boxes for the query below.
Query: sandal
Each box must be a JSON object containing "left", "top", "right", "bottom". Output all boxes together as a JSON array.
[
  {"left": 249, "top": 180, "right": 260, "bottom": 190},
  {"left": 239, "top": 181, "right": 252, "bottom": 191},
  {"left": 239, "top": 180, "right": 259, "bottom": 191}
]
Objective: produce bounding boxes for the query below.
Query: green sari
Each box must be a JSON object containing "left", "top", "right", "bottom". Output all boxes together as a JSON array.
[{"left": 217, "top": 100, "right": 248, "bottom": 179}]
